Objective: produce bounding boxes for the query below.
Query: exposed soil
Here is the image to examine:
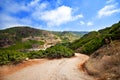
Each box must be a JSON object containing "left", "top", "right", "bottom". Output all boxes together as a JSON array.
[
  {"left": 84, "top": 40, "right": 120, "bottom": 80},
  {"left": 0, "top": 59, "right": 46, "bottom": 80},
  {"left": 0, "top": 53, "right": 94, "bottom": 80}
]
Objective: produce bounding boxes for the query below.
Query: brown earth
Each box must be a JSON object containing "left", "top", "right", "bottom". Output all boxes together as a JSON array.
[
  {"left": 84, "top": 40, "right": 120, "bottom": 80},
  {"left": 0, "top": 59, "right": 46, "bottom": 80},
  {"left": 0, "top": 53, "right": 94, "bottom": 80}
]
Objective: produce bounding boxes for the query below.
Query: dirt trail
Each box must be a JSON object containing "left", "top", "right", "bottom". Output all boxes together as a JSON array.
[{"left": 1, "top": 53, "right": 94, "bottom": 80}]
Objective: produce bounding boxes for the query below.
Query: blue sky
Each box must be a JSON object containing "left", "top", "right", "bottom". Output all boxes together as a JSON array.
[{"left": 0, "top": 0, "right": 120, "bottom": 31}]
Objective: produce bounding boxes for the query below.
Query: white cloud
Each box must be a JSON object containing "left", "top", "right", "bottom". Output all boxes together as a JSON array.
[
  {"left": 2, "top": 0, "right": 28, "bottom": 13},
  {"left": 79, "top": 21, "right": 93, "bottom": 26},
  {"left": 106, "top": 0, "right": 115, "bottom": 4},
  {"left": 0, "top": 0, "right": 48, "bottom": 28},
  {"left": 56, "top": 0, "right": 62, "bottom": 5},
  {"left": 98, "top": 4, "right": 120, "bottom": 18},
  {"left": 0, "top": 13, "right": 33, "bottom": 29},
  {"left": 1, "top": 0, "right": 47, "bottom": 14},
  {"left": 39, "top": 6, "right": 83, "bottom": 27},
  {"left": 87, "top": 22, "right": 93, "bottom": 26},
  {"left": 0, "top": 0, "right": 83, "bottom": 29},
  {"left": 80, "top": 21, "right": 85, "bottom": 25},
  {"left": 73, "top": 14, "right": 83, "bottom": 20},
  {"left": 29, "top": 0, "right": 40, "bottom": 7},
  {"left": 28, "top": 0, "right": 48, "bottom": 11}
]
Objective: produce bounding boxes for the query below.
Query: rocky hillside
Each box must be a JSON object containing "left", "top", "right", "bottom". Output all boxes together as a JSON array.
[
  {"left": 68, "top": 21, "right": 120, "bottom": 80},
  {"left": 52, "top": 31, "right": 85, "bottom": 42},
  {"left": 84, "top": 40, "right": 120, "bottom": 80},
  {"left": 69, "top": 21, "right": 120, "bottom": 80},
  {"left": 70, "top": 21, "right": 120, "bottom": 55},
  {"left": 0, "top": 27, "right": 59, "bottom": 49},
  {"left": 0, "top": 26, "right": 84, "bottom": 50}
]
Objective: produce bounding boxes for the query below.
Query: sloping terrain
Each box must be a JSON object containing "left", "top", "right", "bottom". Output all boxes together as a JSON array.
[
  {"left": 0, "top": 26, "right": 83, "bottom": 65},
  {"left": 84, "top": 40, "right": 120, "bottom": 80},
  {"left": 68, "top": 21, "right": 120, "bottom": 80},
  {"left": 70, "top": 21, "right": 120, "bottom": 55},
  {"left": 0, "top": 26, "right": 60, "bottom": 49},
  {"left": 52, "top": 31, "right": 87, "bottom": 43},
  {"left": 0, "top": 53, "right": 94, "bottom": 80},
  {"left": 0, "top": 26, "right": 84, "bottom": 50}
]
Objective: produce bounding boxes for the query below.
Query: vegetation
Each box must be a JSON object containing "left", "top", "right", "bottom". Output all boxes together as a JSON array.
[
  {"left": 0, "top": 45, "right": 74, "bottom": 65},
  {"left": 70, "top": 21, "right": 120, "bottom": 55},
  {"left": 0, "top": 26, "right": 83, "bottom": 48},
  {"left": 26, "top": 50, "right": 45, "bottom": 59},
  {"left": 0, "top": 21, "right": 119, "bottom": 66},
  {"left": 0, "top": 26, "right": 56, "bottom": 48},
  {"left": 1, "top": 40, "right": 44, "bottom": 50},
  {"left": 0, "top": 50, "right": 27, "bottom": 65},
  {"left": 0, "top": 26, "right": 82, "bottom": 65},
  {"left": 45, "top": 45, "right": 74, "bottom": 58},
  {"left": 84, "top": 40, "right": 120, "bottom": 80},
  {"left": 52, "top": 31, "right": 84, "bottom": 42}
]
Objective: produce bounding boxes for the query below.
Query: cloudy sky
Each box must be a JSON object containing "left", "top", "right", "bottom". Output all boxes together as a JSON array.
[{"left": 0, "top": 0, "right": 120, "bottom": 31}]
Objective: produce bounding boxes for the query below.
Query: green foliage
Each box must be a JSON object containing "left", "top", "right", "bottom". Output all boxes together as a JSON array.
[
  {"left": 1, "top": 40, "right": 44, "bottom": 50},
  {"left": 0, "top": 27, "right": 49, "bottom": 48},
  {"left": 45, "top": 45, "right": 74, "bottom": 58},
  {"left": 26, "top": 50, "right": 45, "bottom": 59},
  {"left": 81, "top": 37, "right": 104, "bottom": 55},
  {"left": 70, "top": 31, "right": 99, "bottom": 50},
  {"left": 52, "top": 31, "right": 82, "bottom": 42},
  {"left": 70, "top": 22, "right": 120, "bottom": 55},
  {"left": 0, "top": 50, "right": 27, "bottom": 65},
  {"left": 0, "top": 45, "right": 74, "bottom": 65}
]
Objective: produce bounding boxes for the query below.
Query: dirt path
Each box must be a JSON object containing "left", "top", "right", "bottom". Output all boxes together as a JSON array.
[{"left": 1, "top": 53, "right": 94, "bottom": 80}]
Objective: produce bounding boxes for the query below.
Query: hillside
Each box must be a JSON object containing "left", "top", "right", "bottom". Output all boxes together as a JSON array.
[
  {"left": 0, "top": 26, "right": 58, "bottom": 49},
  {"left": 52, "top": 31, "right": 84, "bottom": 43},
  {"left": 0, "top": 26, "right": 84, "bottom": 65},
  {"left": 70, "top": 21, "right": 120, "bottom": 55},
  {"left": 69, "top": 21, "right": 120, "bottom": 80},
  {"left": 0, "top": 22, "right": 120, "bottom": 80},
  {"left": 84, "top": 40, "right": 120, "bottom": 80},
  {"left": 0, "top": 26, "right": 84, "bottom": 50}
]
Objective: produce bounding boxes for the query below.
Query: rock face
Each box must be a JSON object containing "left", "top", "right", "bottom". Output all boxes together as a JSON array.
[{"left": 84, "top": 40, "right": 120, "bottom": 80}]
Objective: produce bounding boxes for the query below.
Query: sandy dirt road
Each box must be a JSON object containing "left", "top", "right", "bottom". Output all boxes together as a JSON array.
[{"left": 1, "top": 53, "right": 94, "bottom": 80}]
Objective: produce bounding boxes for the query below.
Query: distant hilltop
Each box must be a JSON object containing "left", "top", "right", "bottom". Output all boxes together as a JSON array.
[{"left": 0, "top": 26, "right": 87, "bottom": 49}]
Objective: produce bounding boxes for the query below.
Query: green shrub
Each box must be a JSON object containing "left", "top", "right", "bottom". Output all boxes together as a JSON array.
[
  {"left": 45, "top": 45, "right": 74, "bottom": 58},
  {"left": 70, "top": 31, "right": 99, "bottom": 50},
  {"left": 81, "top": 37, "right": 104, "bottom": 55},
  {"left": 69, "top": 22, "right": 120, "bottom": 55},
  {"left": 1, "top": 40, "right": 44, "bottom": 50},
  {"left": 26, "top": 50, "right": 45, "bottom": 59},
  {"left": 0, "top": 50, "right": 27, "bottom": 65}
]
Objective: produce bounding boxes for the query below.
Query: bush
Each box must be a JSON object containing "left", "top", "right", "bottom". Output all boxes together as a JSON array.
[
  {"left": 69, "top": 22, "right": 120, "bottom": 55},
  {"left": 26, "top": 50, "right": 45, "bottom": 59},
  {"left": 0, "top": 50, "right": 27, "bottom": 65},
  {"left": 70, "top": 31, "right": 99, "bottom": 50},
  {"left": 45, "top": 45, "right": 74, "bottom": 58},
  {"left": 81, "top": 37, "right": 104, "bottom": 55}
]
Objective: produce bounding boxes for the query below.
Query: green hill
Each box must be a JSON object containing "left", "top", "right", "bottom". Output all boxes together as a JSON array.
[
  {"left": 0, "top": 26, "right": 52, "bottom": 48},
  {"left": 0, "top": 26, "right": 85, "bottom": 50},
  {"left": 83, "top": 21, "right": 120, "bottom": 80},
  {"left": 52, "top": 31, "right": 84, "bottom": 43},
  {"left": 0, "top": 26, "right": 80, "bottom": 65},
  {"left": 70, "top": 21, "right": 120, "bottom": 55}
]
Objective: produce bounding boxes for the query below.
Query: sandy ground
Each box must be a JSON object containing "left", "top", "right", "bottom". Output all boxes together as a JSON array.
[{"left": 0, "top": 53, "right": 94, "bottom": 80}]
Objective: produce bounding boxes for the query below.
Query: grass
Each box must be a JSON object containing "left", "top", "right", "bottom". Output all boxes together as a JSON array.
[{"left": 1, "top": 40, "right": 44, "bottom": 50}]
